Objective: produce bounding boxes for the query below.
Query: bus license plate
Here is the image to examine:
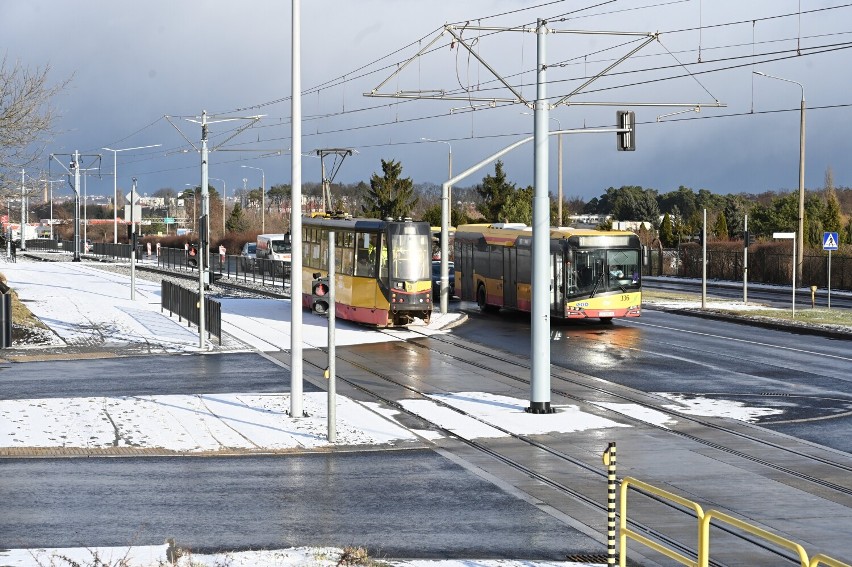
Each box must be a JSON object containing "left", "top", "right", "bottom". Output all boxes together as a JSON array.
[{"left": 598, "top": 311, "right": 614, "bottom": 317}]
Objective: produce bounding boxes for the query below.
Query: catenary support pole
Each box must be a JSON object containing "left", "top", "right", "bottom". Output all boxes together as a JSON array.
[
  {"left": 198, "top": 110, "right": 209, "bottom": 349},
  {"left": 701, "top": 209, "right": 707, "bottom": 309},
  {"left": 743, "top": 214, "right": 748, "bottom": 305},
  {"left": 290, "top": 0, "right": 304, "bottom": 419},
  {"left": 529, "top": 18, "right": 552, "bottom": 414},
  {"left": 327, "top": 230, "right": 336, "bottom": 442}
]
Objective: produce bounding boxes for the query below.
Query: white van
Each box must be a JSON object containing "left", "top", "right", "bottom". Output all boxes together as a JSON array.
[{"left": 255, "top": 233, "right": 292, "bottom": 274}]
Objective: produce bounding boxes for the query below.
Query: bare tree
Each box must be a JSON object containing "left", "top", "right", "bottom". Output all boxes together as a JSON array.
[{"left": 0, "top": 56, "right": 71, "bottom": 185}]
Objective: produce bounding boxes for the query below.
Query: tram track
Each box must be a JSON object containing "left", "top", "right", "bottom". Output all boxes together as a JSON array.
[{"left": 391, "top": 325, "right": 852, "bottom": 497}]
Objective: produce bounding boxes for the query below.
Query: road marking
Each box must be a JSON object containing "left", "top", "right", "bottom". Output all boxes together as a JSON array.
[{"left": 622, "top": 318, "right": 852, "bottom": 363}]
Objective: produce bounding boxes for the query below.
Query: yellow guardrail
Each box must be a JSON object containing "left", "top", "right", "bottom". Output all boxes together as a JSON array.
[
  {"left": 699, "top": 509, "right": 809, "bottom": 567},
  {"left": 619, "top": 477, "right": 705, "bottom": 567},
  {"left": 619, "top": 476, "right": 851, "bottom": 567}
]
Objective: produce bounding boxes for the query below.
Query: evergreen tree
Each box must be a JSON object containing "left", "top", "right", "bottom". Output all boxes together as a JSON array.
[
  {"left": 500, "top": 186, "right": 534, "bottom": 225},
  {"left": 712, "top": 212, "right": 729, "bottom": 240},
  {"left": 823, "top": 168, "right": 843, "bottom": 234},
  {"left": 659, "top": 213, "right": 675, "bottom": 247},
  {"left": 476, "top": 160, "right": 516, "bottom": 222},
  {"left": 362, "top": 159, "right": 417, "bottom": 219},
  {"left": 225, "top": 202, "right": 249, "bottom": 233}
]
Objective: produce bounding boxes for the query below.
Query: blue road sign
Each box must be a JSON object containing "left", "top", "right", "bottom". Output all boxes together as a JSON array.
[{"left": 823, "top": 232, "right": 839, "bottom": 251}]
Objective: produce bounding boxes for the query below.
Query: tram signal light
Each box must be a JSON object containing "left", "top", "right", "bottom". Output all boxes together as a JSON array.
[
  {"left": 187, "top": 243, "right": 198, "bottom": 268},
  {"left": 312, "top": 276, "right": 330, "bottom": 315},
  {"left": 616, "top": 110, "right": 635, "bottom": 151},
  {"left": 744, "top": 230, "right": 752, "bottom": 247}
]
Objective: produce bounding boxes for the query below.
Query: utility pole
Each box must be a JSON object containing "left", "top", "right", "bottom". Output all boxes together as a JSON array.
[
  {"left": 166, "top": 109, "right": 262, "bottom": 350},
  {"left": 20, "top": 169, "right": 26, "bottom": 251},
  {"left": 291, "top": 0, "right": 304, "bottom": 419}
]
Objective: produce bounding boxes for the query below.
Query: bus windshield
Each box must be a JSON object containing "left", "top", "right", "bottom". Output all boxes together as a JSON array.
[
  {"left": 390, "top": 234, "right": 430, "bottom": 281},
  {"left": 569, "top": 248, "right": 639, "bottom": 297}
]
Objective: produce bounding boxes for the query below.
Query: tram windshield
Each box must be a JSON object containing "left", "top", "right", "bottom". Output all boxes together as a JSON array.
[{"left": 390, "top": 233, "right": 430, "bottom": 281}]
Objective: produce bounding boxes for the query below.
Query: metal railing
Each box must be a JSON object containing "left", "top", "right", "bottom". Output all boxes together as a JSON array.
[
  {"left": 160, "top": 280, "right": 222, "bottom": 345},
  {"left": 619, "top": 476, "right": 852, "bottom": 567}
]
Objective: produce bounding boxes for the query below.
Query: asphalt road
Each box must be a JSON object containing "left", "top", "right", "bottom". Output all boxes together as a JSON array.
[
  {"left": 453, "top": 304, "right": 852, "bottom": 452},
  {"left": 0, "top": 450, "right": 596, "bottom": 558}
]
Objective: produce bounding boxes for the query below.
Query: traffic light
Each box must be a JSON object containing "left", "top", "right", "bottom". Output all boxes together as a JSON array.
[
  {"left": 616, "top": 110, "right": 635, "bottom": 151},
  {"left": 311, "top": 275, "right": 330, "bottom": 314},
  {"left": 744, "top": 230, "right": 752, "bottom": 247},
  {"left": 187, "top": 243, "right": 198, "bottom": 268}
]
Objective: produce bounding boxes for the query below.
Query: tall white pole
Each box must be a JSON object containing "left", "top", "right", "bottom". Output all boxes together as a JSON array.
[
  {"left": 290, "top": 0, "right": 304, "bottom": 419},
  {"left": 113, "top": 151, "right": 118, "bottom": 243},
  {"left": 327, "top": 230, "right": 336, "bottom": 442},
  {"left": 702, "top": 209, "right": 707, "bottom": 309},
  {"left": 743, "top": 214, "right": 748, "bottom": 305},
  {"left": 130, "top": 177, "right": 137, "bottom": 300},
  {"left": 20, "top": 169, "right": 26, "bottom": 251},
  {"left": 529, "top": 18, "right": 551, "bottom": 414},
  {"left": 262, "top": 170, "right": 266, "bottom": 233},
  {"left": 198, "top": 110, "right": 209, "bottom": 349}
]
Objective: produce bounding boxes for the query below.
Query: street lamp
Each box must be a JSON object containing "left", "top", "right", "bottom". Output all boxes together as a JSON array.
[
  {"left": 103, "top": 144, "right": 162, "bottom": 244},
  {"left": 420, "top": 138, "right": 453, "bottom": 221},
  {"left": 209, "top": 177, "right": 227, "bottom": 236},
  {"left": 522, "top": 113, "right": 564, "bottom": 225},
  {"left": 241, "top": 165, "right": 265, "bottom": 233},
  {"left": 754, "top": 71, "right": 805, "bottom": 281}
]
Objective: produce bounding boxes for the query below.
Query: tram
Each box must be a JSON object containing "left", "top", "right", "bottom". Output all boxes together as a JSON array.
[
  {"left": 453, "top": 223, "right": 642, "bottom": 322},
  {"left": 302, "top": 214, "right": 433, "bottom": 326}
]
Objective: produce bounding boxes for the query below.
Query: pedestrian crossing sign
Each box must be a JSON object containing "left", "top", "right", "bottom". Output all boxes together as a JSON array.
[{"left": 823, "top": 232, "right": 839, "bottom": 251}]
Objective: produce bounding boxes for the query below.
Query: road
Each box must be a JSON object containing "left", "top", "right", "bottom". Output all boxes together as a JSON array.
[{"left": 453, "top": 303, "right": 852, "bottom": 452}]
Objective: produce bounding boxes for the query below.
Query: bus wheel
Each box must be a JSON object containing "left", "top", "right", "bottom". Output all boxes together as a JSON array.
[{"left": 477, "top": 285, "right": 489, "bottom": 313}]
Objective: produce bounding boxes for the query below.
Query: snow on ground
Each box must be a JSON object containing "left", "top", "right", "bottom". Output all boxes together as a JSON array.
[
  {"left": 0, "top": 258, "right": 793, "bottom": 566},
  {"left": 0, "top": 545, "right": 598, "bottom": 567}
]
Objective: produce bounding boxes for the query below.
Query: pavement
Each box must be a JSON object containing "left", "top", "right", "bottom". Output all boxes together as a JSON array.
[{"left": 3, "top": 254, "right": 852, "bottom": 567}]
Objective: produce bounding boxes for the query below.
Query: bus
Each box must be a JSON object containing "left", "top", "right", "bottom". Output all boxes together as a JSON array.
[
  {"left": 302, "top": 215, "right": 433, "bottom": 326},
  {"left": 453, "top": 223, "right": 641, "bottom": 322}
]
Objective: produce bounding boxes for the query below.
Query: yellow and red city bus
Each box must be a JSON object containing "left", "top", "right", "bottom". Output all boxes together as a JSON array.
[{"left": 453, "top": 223, "right": 641, "bottom": 322}]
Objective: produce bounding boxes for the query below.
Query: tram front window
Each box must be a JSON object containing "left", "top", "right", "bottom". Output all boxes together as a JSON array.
[{"left": 391, "top": 234, "right": 430, "bottom": 281}]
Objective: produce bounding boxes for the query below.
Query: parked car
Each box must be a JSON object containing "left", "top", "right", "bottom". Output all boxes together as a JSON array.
[
  {"left": 432, "top": 260, "right": 455, "bottom": 299},
  {"left": 240, "top": 242, "right": 257, "bottom": 270}
]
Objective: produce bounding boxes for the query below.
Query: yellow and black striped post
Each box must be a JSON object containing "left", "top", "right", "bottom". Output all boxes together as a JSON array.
[{"left": 602, "top": 442, "right": 617, "bottom": 566}]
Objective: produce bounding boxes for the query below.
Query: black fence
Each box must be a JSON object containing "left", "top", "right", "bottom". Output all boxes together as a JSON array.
[
  {"left": 645, "top": 246, "right": 852, "bottom": 290},
  {"left": 160, "top": 280, "right": 222, "bottom": 345},
  {"left": 21, "top": 239, "right": 292, "bottom": 294}
]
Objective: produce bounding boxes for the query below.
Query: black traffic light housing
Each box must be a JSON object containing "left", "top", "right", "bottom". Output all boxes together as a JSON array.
[
  {"left": 311, "top": 273, "right": 330, "bottom": 315},
  {"left": 743, "top": 230, "right": 752, "bottom": 247},
  {"left": 616, "top": 110, "right": 635, "bottom": 151},
  {"left": 187, "top": 243, "right": 199, "bottom": 268}
]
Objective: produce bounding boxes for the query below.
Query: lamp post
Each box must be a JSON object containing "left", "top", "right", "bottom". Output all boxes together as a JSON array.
[
  {"left": 241, "top": 165, "right": 265, "bottom": 233},
  {"left": 45, "top": 178, "right": 63, "bottom": 240},
  {"left": 420, "top": 138, "right": 453, "bottom": 223},
  {"left": 754, "top": 71, "right": 805, "bottom": 281},
  {"left": 103, "top": 144, "right": 162, "bottom": 244},
  {"left": 209, "top": 177, "right": 227, "bottom": 236}
]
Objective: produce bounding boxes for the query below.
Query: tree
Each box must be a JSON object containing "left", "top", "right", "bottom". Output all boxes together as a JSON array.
[
  {"left": 476, "top": 160, "right": 516, "bottom": 222},
  {"left": 659, "top": 213, "right": 675, "bottom": 247},
  {"left": 0, "top": 57, "right": 71, "bottom": 185},
  {"left": 823, "top": 167, "right": 843, "bottom": 235},
  {"left": 712, "top": 212, "right": 729, "bottom": 240},
  {"left": 268, "top": 184, "right": 291, "bottom": 213},
  {"left": 500, "top": 186, "right": 534, "bottom": 225},
  {"left": 362, "top": 159, "right": 418, "bottom": 219},
  {"left": 225, "top": 202, "right": 250, "bottom": 233}
]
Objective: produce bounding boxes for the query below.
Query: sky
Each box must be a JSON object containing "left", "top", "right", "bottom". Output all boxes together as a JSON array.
[
  {"left": 3, "top": 1, "right": 852, "bottom": 205},
  {"left": 0, "top": 256, "right": 790, "bottom": 565}
]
